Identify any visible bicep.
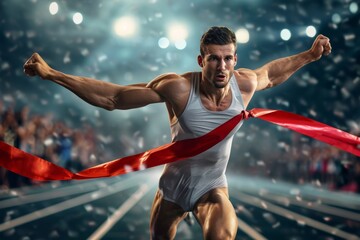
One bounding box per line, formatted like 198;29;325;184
236;68;267;92
111;73;179;110
253;66;272;91
146;73;181;101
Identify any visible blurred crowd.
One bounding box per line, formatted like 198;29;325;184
0;101;100;189
0;101;359;194
239;131;360;193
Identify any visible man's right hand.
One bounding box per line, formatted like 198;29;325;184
23;53;52;80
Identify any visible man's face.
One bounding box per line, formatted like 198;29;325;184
198;43;237;89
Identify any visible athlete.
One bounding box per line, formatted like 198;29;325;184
23;26;331;239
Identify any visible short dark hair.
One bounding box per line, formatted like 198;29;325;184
200;26;237;56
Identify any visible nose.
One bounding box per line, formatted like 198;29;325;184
217;59;226;70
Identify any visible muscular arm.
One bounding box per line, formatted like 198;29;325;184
24;53;164;110
253;34;332;91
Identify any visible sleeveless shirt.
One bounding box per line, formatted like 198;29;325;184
158;72;245;211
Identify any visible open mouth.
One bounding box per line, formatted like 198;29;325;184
216;74;226;80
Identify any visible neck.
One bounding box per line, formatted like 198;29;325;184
200;75;231;106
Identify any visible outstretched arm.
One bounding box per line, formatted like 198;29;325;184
254;34;332;91
23;53;164;110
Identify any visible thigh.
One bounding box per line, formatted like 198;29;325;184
193;188;238;240
150;190;188;240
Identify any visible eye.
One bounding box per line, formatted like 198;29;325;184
208;56;217;61
225;56;233;61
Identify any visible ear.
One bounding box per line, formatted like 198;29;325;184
234;53;238;66
197;55;204;67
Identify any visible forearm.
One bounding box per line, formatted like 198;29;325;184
256;50;314;89
270;50;314;84
24;53;163;110
47;69;163;110
47;69;123;110
256;34;331;91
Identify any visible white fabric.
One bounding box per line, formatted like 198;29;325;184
159;72;245;211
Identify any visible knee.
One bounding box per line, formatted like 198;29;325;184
150;224;177;240
150;231;176;240
204;227;237;240
203;217;238;240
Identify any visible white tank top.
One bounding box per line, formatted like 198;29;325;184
158;72;245;211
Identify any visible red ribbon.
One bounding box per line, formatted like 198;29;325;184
0;108;359;181
251;109;360;156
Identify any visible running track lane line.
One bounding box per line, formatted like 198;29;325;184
89;184;265;240
88;184;153;240
237;217;268;240
232;191;360;240
243;189;360;222
0;177;144;232
0;178;120;209
291;191;360;211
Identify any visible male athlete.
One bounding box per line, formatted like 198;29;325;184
23;26;331;239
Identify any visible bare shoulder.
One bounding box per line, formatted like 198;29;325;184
147;72;193;120
147;72;191;97
234;68;257;93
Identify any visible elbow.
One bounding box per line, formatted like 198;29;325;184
266;74;288;89
104;105;116;111
103;96;134;111
101;97;117;111
97;103;115;111
269;75;291;88
265;81;275;89
259;79;275;90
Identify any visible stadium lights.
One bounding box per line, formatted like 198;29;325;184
174;39;187;50
168;23;188;42
113;16;138;38
167;23;189;50
49;2;59;15
158;37;170;49
73;12;83;25
305;25;317;37
332;13;341;24
235;28;250;44
280;28;291;41
349;2;358;13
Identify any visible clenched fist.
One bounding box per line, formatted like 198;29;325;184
309;34;332;61
23;53;52;80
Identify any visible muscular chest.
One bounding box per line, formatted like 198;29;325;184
199;92;233;111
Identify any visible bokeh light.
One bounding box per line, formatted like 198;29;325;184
305;25;317;37
174;39;187;50
235;28;250;44
280;29;291;41
72;12;83;25
349;2;358;13
158;37;170;49
1;5;360;232
168;23;188;42
49;2;59;15
332;13;342;24
113;16;138;38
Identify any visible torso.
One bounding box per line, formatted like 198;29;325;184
158;72;246;211
156;69;257;125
